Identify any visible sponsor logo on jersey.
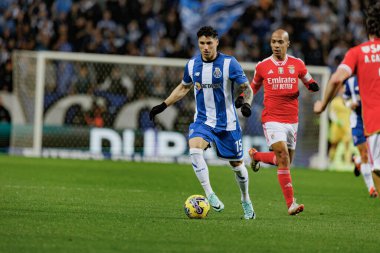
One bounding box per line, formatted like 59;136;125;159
267;77;297;84
288;65;295;74
195;82;222;90
213;67;222;78
268;69;274;74
278;67;284;74
195;72;200;76
267;77;297;90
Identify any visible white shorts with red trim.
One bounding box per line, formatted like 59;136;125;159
262;122;298;150
367;133;380;170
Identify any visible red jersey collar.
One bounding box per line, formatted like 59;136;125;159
270;54;288;66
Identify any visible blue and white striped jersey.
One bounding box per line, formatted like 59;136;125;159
343;76;363;129
181;53;248;131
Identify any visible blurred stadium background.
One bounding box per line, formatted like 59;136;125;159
0;0;370;169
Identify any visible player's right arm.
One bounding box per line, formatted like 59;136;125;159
164;83;192;106
149;83;192;121
150;61;193;121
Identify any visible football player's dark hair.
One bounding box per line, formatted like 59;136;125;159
197;26;218;39
366;2;380;37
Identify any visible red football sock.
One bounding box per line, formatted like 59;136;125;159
254;152;277;165
277;167;294;208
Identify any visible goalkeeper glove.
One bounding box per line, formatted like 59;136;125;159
241;103;252;117
235;96;244;108
149;102;167;121
308;82;319;92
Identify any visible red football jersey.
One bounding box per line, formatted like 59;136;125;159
339;38;380;135
252;55;316;123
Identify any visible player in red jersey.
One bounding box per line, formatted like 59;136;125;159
314;3;380;191
236;29;319;215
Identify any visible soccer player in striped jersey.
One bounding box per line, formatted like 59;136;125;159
343;76;378;198
236;29;320;215
314;3;380;191
149;26;256;219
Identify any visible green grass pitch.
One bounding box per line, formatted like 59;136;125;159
1;155;379;253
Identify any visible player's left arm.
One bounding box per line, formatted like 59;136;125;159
315;48;357;114
236;82;253;117
299;62;319;92
239;81;253;105
229;57;252;117
235;82;254;105
314;67;351;114
235;63;263;109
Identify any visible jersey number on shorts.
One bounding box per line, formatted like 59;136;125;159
235;139;243;153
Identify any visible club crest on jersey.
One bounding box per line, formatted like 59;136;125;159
213;67;222;78
288;65;295;74
278;67;284;74
195;82;202;90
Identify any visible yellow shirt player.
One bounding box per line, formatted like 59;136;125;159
328;89;351;164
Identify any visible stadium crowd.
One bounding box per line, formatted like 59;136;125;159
0;0;372;93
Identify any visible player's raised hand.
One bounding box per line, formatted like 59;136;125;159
241;103;252;117
149;102;167;121
313;100;324;114
235;96;244;108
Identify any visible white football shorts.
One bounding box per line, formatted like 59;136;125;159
367;133;380;170
262;121;298;150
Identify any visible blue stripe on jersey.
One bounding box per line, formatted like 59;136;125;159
182;53;247;130
343;76;362;128
343;76;361;112
212;63;227;128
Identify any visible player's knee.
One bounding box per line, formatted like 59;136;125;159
276;150;290;166
361;153;369;163
190;148;203;155
229;160;243;167
230;162;247;181
276;149;288;158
